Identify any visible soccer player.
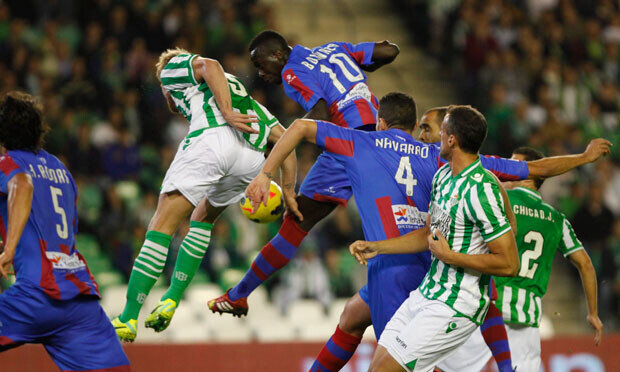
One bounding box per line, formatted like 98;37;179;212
494;146;603;372
0;92;130;371
243;94;611;371
111;48;297;342
208;29;400;314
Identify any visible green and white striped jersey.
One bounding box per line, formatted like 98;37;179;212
419;158;512;325
495;187;584;327
160;53;279;152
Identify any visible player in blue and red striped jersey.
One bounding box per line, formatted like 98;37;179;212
208;30;400;315
244;93;611;372
0;92;130;372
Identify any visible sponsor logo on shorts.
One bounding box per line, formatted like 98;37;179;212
391;204;427;229
445;321;458;334
395;336;407;349
323;186;336;194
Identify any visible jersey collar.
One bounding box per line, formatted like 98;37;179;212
513;186;542;199
455;157;481;178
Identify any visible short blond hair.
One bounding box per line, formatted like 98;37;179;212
155;47;192;81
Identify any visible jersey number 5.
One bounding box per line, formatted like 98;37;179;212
519;231;543;279
50;186;69;239
395;157;417;196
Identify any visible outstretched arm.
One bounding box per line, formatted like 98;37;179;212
568;250;603;346
0;173;34;278
349;226;430;265
192;57;259;134
362;40;400;72
266;124;302;221
527;138;612;178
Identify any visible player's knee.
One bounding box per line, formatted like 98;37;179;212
295;196;337;231
339;297;371;336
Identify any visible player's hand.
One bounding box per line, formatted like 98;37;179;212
0;251;14;279
428;229;452;263
583;138;612;163
246;172;271;214
587;313;603;346
282;188;303;222
349;240;378;265
222;110;260;134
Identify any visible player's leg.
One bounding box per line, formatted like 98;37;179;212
480;302;514;372
310;291;371;372
0;285;38;353
210;153;348;313
435;329;492;372
146;197;226;331
114;191;194;339
504;324;541;372
45;297;130;371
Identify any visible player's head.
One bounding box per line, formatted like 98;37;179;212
155;47;191;83
0;91;48;152
418;106;448;143
249;30;290;84
511;147;545;190
440;105;487;160
377;92;417;132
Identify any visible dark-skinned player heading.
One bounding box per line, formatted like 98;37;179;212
208;30;400;314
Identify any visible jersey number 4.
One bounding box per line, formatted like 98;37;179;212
395;157;417;196
50;186;69;239
319;53;364;94
519;231;543;279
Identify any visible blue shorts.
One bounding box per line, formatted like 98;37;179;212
0;282;130;372
299;152;352;206
363;252;431;339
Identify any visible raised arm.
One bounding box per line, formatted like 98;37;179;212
568;248;603;345
527;138;612;178
192;57;259;134
267;123;302;221
0;173;34;278
362;40;400;72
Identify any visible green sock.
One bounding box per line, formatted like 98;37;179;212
120;230;171;322
163;221;213;303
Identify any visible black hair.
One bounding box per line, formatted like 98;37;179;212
378;92;417;130
445;105;487;154
248;30;289;54
0;91;48;152
512;146;545;189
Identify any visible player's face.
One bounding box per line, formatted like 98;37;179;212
439;115;452;159
418;112;441;144
251;49;283;84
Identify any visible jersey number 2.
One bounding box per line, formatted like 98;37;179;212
50;186;68;239
519;231;543;279
395;157;417;196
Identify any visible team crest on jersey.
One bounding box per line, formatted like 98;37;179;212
285;73;296;84
46;252;86;271
471;173;483;182
391;204;427;229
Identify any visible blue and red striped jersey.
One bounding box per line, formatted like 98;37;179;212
314;121;529;242
282;42;379;128
0;150;99;300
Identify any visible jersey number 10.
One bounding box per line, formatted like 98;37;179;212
319;53;364;94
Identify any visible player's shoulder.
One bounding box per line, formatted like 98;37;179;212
0;151;23;173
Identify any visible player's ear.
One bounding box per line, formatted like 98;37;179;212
377;117;388;131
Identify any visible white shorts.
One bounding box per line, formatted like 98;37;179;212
436;328;492;372
161;126;265;207
378;290;479;372
505;323;541;372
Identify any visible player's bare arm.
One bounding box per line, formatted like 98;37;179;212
568;249;603;346
302;99;331;122
349;226;430;265
192;57;259;134
429;228;519;277
246;119;317;213
0;173;33;278
361;40;400;72
266;124;302;221
527;138;612;178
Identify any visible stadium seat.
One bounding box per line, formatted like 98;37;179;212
186;283;223;306
297;320;338;341
327;298;348;325
252;321;296;342
247;286;269;309
362;324;376;341
286;300;327;325
100;285;128;316
539;314;555;339
208;315;253;342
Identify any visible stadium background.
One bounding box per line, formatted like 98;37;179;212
0;0;619;371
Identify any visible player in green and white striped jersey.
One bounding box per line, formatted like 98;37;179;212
112;48;300;342
351;105;520;372
494;146;603;372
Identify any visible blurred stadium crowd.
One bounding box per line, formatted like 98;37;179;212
0;0;619;328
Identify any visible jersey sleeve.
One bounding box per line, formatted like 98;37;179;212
558;216;585;257
315;120;356;162
479;155;529;181
465;181;512;243
0;154;25;194
282;65;324;112
335;42;375;66
160;53;199;92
